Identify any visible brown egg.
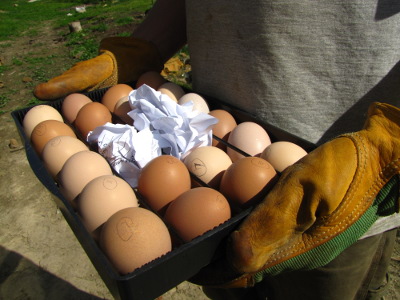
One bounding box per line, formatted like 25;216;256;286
100;207;172;274
77;175;138;236
23;105;64;139
183;146;232;189
137;155;191;215
61;93;92;124
74;102;112;139
261;141;308;173
219;156;277;208
227;122;271;162
157;82;185;102
101;84;133;113
30;120;76;156
42;135;89;179
136;71;167;89
114;96;133;125
164;187;231;242
178;93;209;114
209;109;237;150
58;150;113;207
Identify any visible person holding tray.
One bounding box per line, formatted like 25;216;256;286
34;1;400;299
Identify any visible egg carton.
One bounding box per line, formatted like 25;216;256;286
11;83;315;300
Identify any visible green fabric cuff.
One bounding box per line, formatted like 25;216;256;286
254;175;399;282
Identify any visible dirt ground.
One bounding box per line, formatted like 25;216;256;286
0;11;399;300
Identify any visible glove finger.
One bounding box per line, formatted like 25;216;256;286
33;53;115;100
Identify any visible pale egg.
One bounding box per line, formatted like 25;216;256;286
58;150;113;207
183;146;232;189
23;105;64;139
178;93;209;114
61;93;92;124
260;141;307;172
42;135;89;179
77;175;138;238
157;82;185;102
227;122;271;162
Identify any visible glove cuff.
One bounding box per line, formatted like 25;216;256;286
99;36;164;85
88;50;118;91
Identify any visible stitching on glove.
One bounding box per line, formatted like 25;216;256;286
89;50;118;91
267;133;400;265
267;134;366;262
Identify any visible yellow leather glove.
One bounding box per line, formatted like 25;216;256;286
190;102;400;288
33;37;163;100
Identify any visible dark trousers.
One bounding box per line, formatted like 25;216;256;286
203;228;398;300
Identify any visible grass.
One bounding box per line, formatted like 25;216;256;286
0;0;153;41
0;0;154;113
0;0;189;114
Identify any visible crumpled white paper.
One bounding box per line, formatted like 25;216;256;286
88;84;218;188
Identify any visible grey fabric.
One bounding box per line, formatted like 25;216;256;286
185;0;400;242
186;1;400;145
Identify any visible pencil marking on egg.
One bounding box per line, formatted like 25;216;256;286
34;123;46;136
190;158;207;177
251;157;270;168
49;136;62;146
103;177;118;190
116;217;135;241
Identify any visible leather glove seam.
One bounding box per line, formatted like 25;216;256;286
266;133;400;266
265;134;366;263
89;50;118;91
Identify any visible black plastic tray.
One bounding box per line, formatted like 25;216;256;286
11;84;315;300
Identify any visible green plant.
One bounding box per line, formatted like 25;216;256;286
0;95;10;114
66;31;99;60
26;97;42;106
31;68;49;83
90;23;109;32
12;58;23;66
0;0;153;41
116;16;135;26
117;32;131;37
0;65;10;73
